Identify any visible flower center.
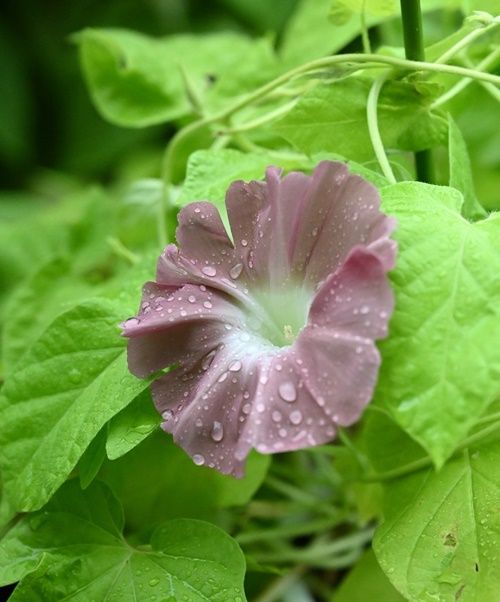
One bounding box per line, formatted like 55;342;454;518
248;286;312;347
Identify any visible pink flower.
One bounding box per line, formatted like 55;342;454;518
123;161;396;476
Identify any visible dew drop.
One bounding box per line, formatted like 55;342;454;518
289;410;303;425
124;317;140;328
203;301;213;309
161;409;174;421
211;421;224;442
241;239;248;247
202;266;217;277
193;454;205;466
278;381;297;402
188;295;196;303
218;372;228;383
360;305;370;315
229;263;243;279
229;360;242;372
69;368;81;384
272;410;282;422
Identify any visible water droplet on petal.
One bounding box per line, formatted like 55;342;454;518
218;372;228;383
272;410;282;422
211;421;224;442
193;454;205;466
203;301;213;309
241;239;248;247
161;409;174;421
202;266;217;277
360;305;370;315
229;360;242;372
229;263;243;279
289;410;303;425
279;381;297;402
124;317;140;328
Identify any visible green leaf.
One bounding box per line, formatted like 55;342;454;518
179;149;311;228
274;79;447;162
377;182;500;466
179;149;278;208
330;0;398;25
280;0;394;65
76;28;278;127
448;115;487;221
106;389;160;460
332;548;406;602
364;412;500;602
78;426;107;489
0;479;247;601
0;298;151;514
2;258;91;375
103;431;270;530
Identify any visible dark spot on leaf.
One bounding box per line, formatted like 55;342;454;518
474;562;479;572
206;74;217;85
455;584;465;600
444;532;457;547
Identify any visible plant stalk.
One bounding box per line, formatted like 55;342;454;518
400;0;433;183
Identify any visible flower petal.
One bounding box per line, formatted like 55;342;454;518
308;246;395;340
225;161;396;288
152;334;264;477
123;281;245;377
156;203;250;300
295;326;381;426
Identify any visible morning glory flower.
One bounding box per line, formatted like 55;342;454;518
123;161;396;476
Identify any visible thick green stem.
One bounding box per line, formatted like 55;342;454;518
400;0;433;183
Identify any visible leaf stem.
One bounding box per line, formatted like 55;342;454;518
431;47;500;108
218;99;298;135
162;53;500;183
366;74;397;183
236;517;341;545
399;0;433;183
434;19;499;64
360;419;500;483
360;1;372;54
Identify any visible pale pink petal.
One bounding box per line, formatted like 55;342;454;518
295;326;381;426
308;246;395;339
123;282;245;377
153;335;263;476
156;203;249;300
225;161;396;288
